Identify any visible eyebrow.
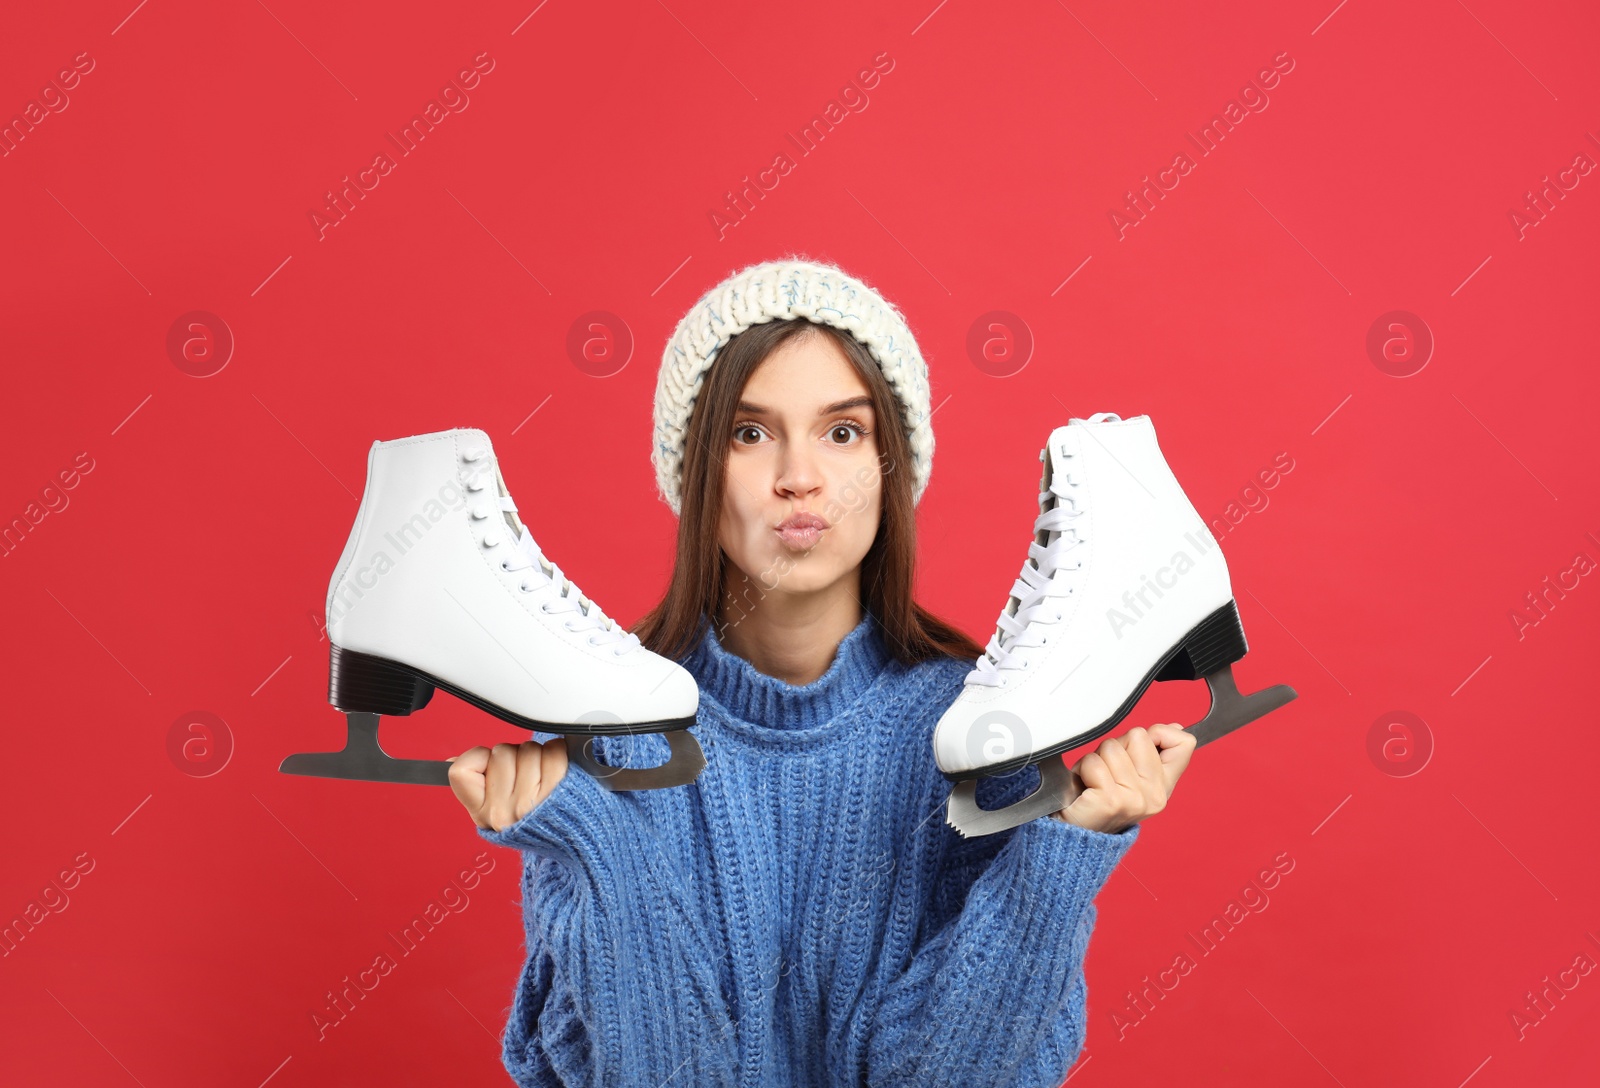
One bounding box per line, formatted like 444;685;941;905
737;396;875;416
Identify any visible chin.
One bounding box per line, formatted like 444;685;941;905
763;558;837;592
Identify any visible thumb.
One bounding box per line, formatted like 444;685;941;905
1149;723;1193;757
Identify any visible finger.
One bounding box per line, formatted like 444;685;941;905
1149;722;1197;761
536;737;570;806
447;746;490;819
1073;749;1113;792
1122;726;1163;782
485;743;521;831
1096;732;1140;792
1147;722;1197;788
511;742;544;823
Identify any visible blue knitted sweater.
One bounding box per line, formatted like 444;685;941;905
477;611;1140;1087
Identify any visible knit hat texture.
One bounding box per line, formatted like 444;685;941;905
651;257;933;517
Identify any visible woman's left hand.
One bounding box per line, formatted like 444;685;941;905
1052;724;1197;834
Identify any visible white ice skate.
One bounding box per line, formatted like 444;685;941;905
935;413;1296;837
280;426;705;791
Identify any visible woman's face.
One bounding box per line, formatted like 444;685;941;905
718;331;885;603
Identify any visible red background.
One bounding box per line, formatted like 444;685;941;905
3;0;1598;1084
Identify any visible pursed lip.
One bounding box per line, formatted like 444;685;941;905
775;512;830;531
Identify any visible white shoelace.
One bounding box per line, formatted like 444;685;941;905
966;448;1092;689
464;444;642;657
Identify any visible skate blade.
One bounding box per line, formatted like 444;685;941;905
1187;665;1298;749
566;729;707;792
279;712;453;786
945;756;1082;839
944;666;1298;837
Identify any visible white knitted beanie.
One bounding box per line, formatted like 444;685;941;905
651;256;934;517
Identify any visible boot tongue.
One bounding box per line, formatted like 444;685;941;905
506;518;535;560
486;457;607;627
493;490;572;607
503;506;528;548
513;522;603;623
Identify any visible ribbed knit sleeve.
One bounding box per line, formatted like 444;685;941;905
476;736;741;1088
860;769;1140;1088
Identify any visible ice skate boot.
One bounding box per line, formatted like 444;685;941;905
280;427;705;791
935;413;1296;837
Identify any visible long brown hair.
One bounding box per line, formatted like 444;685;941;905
631;317;987;669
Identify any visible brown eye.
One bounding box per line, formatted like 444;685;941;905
831;422;867;445
734;425;763;445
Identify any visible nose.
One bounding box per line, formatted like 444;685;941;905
775;440;824;501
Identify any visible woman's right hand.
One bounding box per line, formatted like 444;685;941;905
448;738;569;831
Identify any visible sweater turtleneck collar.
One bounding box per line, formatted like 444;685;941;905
683;610;894;735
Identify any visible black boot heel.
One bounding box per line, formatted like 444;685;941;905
285;648;449;786
1159;600;1296;749
1156;600;1249;682
328;645;435;715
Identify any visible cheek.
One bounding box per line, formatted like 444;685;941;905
832;484;882;552
718;474;764;553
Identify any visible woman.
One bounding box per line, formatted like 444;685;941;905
448;257;1195;1087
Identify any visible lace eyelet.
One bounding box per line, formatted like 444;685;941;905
540;602;552;613
500;560;510;571
519;582;532;593
564;620;576;630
